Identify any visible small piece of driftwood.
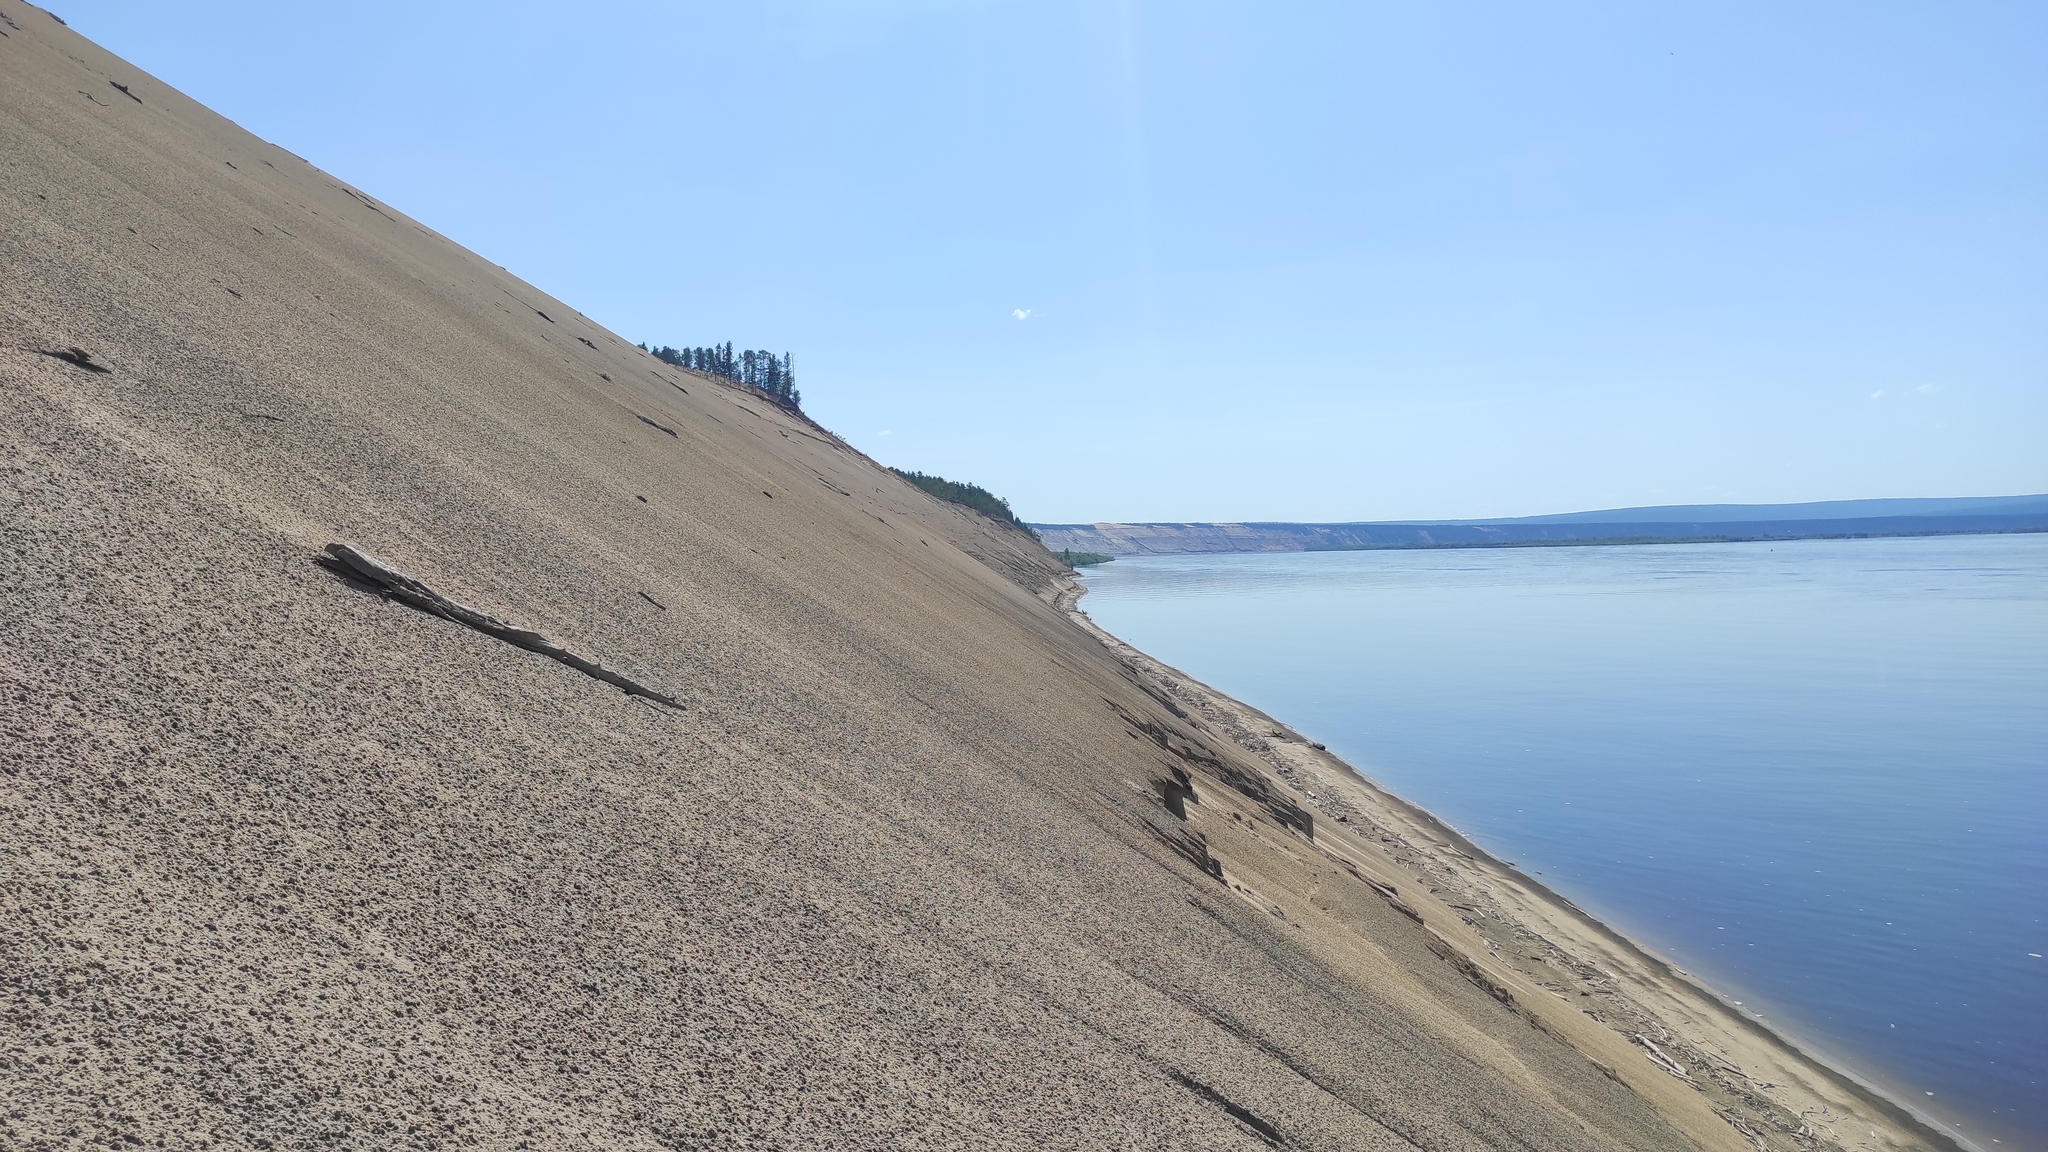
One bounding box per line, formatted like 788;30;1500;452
319;543;683;710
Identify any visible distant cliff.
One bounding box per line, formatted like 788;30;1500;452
1033;500;2048;556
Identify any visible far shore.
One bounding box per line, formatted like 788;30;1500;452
1286;525;2048;552
1033;514;2048;560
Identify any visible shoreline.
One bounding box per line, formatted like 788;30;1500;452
1053;575;1979;1152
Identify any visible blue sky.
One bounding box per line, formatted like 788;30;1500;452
72;1;2047;522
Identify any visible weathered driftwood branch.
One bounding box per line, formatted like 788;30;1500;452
320;543;684;711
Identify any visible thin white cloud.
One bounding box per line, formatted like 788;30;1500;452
1012;308;1032;320
879;430;893;436
1870;389;1886;399
1916;383;1937;393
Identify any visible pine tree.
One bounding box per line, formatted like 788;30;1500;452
644;339;800;410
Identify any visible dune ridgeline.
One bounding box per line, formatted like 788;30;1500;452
2;11;1955;1152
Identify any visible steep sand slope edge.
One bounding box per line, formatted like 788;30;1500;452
0;9;1937;1151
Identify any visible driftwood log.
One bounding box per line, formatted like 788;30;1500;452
320;543;684;710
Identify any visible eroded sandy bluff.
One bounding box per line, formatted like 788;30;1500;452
2;8;1959;1151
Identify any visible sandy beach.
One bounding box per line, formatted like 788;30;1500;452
0;8;1972;1149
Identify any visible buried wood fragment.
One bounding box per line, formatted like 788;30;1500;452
38;346;110;373
317;543;684;710
1167;1072;1287;1147
633;413;678;438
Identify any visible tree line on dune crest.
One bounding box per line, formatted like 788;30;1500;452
626;342;1055;555
889;468;1039;539
642;341;799;409
632;341;1059;557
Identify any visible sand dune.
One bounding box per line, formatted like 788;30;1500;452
0;9;1958;1151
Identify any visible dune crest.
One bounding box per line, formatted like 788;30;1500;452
1;10;1955;1151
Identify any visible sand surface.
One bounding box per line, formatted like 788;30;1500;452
0;9;1962;1151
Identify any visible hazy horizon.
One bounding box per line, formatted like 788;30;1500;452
72;0;2048;523
1029;492;2048;527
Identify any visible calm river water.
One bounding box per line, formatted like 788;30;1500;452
1078;534;2046;1149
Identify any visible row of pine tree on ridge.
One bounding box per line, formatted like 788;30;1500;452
641;339;1087;557
642;341;799;409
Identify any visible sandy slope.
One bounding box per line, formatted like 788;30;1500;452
0;9;1956;1151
